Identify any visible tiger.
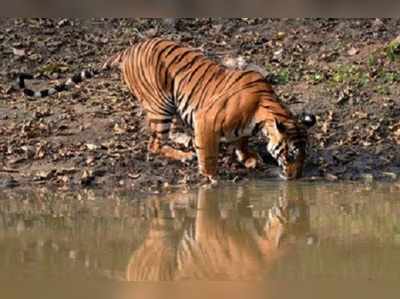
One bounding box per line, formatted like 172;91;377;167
16;38;316;181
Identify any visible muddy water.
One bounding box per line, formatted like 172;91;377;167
1;182;400;299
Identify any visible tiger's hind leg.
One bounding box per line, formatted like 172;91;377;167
234;137;261;169
147;117;195;162
169;116;192;148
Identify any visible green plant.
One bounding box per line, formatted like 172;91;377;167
331;64;369;87
367;54;377;67
385;37;400;61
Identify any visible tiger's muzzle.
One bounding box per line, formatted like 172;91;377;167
279;163;303;180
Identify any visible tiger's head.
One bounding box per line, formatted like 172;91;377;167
266;113;316;180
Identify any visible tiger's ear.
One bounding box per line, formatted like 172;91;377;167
298;113;316;128
274;119;287;134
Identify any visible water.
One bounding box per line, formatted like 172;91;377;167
1;181;400;298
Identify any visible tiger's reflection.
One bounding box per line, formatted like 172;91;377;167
126;184;311;281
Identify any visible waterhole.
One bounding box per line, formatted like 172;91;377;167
1;181;399;298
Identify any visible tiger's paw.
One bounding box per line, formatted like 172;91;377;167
235;150;260;169
208;175;218;185
180;151;196;163
199;168;218;185
200;175;218;186
243;156;258;169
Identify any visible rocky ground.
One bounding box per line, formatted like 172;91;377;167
0;18;399;193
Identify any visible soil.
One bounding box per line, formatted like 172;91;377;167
1;18;399;193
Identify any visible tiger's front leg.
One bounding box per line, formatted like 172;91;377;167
194;112;220;182
147;118;195;162
234;137;261;169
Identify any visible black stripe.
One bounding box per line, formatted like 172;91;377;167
153;54;173;102
165;49;193;72
211;94;231;129
18;73;34;80
151;38;169;50
153;43;177;66
257;91;275;97
16;73;34;88
226;71;253;90
163;49;196;98
187;111;194;129
275;147;285;159
273;112;290;119
164;45;181;59
272;140;283;153
23;89;35;96
55;84;66;92
173;54;202;78
172;50;196;66
213;70;234;94
18;79;25;88
174;57;205;96
175;60;209;109
234;127;240;137
245;78;267;87
194;65;220;108
196;67;226;108
183;112;191;125
135;44;173;116
252;122;263;135
261;104;273;109
183;60;209;86
207;81;254;117
41;90;49;97
181;63;214;112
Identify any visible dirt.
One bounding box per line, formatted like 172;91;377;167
0;18;399;193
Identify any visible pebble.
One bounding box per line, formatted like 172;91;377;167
382;172;397;180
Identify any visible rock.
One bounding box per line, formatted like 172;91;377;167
371;18;385;29
276;31;286;40
272;49;283;62
57;19;70;27
12;47;26;56
86;143;100;150
382;172;397;180
347;47;359;56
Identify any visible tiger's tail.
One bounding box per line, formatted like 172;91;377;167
15;48;130;98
